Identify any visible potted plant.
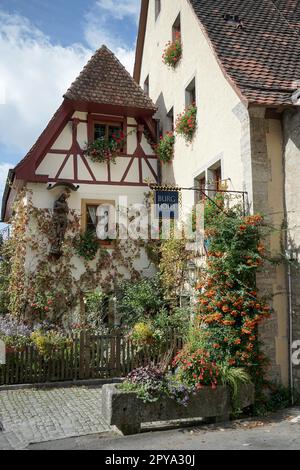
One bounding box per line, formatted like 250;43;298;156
175;104;197;142
157;131;175;163
162;32;182;68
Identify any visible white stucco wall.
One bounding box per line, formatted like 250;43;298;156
140;0;247;212
26;182;156;280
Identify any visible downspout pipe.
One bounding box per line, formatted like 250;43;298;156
156;119;162;185
286;254;295;405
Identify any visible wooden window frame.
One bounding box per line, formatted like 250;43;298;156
87;114;127;154
81;198;116;247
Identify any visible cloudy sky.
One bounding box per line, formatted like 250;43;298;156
0;0;140;199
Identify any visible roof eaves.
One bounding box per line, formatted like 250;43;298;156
134;0;149;83
1;169;15;223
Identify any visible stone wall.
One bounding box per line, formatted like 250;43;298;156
248;108;289;387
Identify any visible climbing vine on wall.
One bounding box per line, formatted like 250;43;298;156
6;188;153;327
194;196;276;391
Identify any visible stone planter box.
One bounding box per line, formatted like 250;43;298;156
102;383;255;435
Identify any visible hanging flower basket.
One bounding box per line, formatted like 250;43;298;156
175;104;197;143
162;32;182;68
84;132;126;164
157;131;175;163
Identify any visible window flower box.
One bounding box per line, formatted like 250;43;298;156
175;104;197;143
157;131;175;163
84;132;126;164
162;32;182;68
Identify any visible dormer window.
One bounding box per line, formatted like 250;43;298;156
223;14;244;29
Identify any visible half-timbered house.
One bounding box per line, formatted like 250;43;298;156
1;45;159;325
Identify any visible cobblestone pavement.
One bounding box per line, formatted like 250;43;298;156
0;386;114;450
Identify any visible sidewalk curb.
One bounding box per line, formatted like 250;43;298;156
0;378;123;391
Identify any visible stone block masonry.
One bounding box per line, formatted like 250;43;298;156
102;383;255;435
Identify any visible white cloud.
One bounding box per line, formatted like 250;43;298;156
84;23;136;73
84;0;138;73
0;11;92;157
0;3;139;165
94;0;140;22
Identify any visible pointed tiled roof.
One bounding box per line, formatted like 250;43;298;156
64;45;156;111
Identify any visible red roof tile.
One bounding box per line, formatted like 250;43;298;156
189;0;300;105
64;45;156;111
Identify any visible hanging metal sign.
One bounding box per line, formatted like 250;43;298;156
155;190;179;219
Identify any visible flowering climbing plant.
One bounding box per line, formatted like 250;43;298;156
175;104;197;142
162;32;182;67
193;196;272;390
5;189;152;327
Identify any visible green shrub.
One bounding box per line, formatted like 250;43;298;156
117;275;166;326
153;307;191;338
